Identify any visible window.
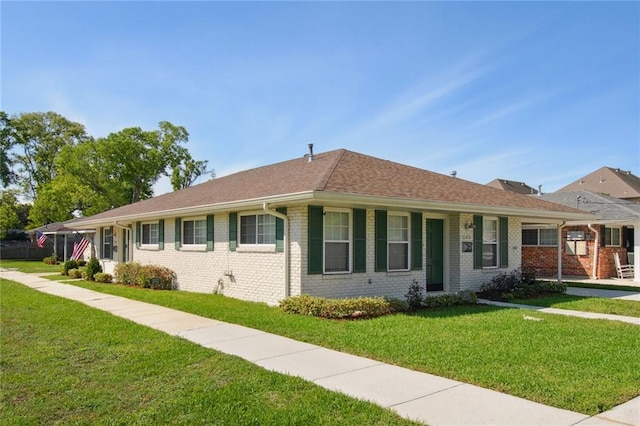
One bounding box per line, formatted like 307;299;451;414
482;217;498;268
324;210;350;273
605;227;621;246
142;222;159;245
240;214;275;245
102;227;113;259
183;218;207;245
388;214;409;271
522;228;557;246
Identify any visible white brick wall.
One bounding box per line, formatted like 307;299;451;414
92;206;524;305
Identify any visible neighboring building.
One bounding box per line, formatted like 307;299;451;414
557;166;640;203
30;218;95;261
69;148;592;305
522;190;639;280
486;179;538;195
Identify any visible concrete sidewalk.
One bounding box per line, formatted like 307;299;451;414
1;269;638;426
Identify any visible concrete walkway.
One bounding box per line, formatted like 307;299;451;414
1;269;638;426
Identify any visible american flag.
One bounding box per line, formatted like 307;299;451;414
36;231;48;248
71;234;90;260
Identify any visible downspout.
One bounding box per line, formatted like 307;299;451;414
587;224;599;279
263;203;290;299
557;222;565;283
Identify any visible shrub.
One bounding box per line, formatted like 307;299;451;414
405;281;424;310
85;257;102;281
478;267;565;301
423;292;477;308
137;265;176;290
61;260;79;276
43;255;57;265
77;259;87;267
94;272;113;283
279;295;406;319
114;262;142;285
68;268;83;279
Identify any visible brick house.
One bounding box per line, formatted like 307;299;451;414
69;148;592;305
522;190;639;280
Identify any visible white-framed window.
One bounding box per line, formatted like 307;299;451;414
522;227;558;246
605;227;621;246
324;209;351;273
483;217;498;268
183;217;207;246
102;227;113;259
240;213;275;245
142;222;159;245
388;213;409;271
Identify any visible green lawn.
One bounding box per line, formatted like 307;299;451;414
0;259;62;274
564;281;640;293
1;279;417;425
513;294;640;318
16;277;639;415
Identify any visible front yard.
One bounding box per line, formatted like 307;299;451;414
2;260;639;416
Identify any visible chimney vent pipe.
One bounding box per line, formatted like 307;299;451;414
308;143;314;162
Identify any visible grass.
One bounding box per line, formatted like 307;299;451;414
1;279;417;425
512;294;640;318
26;278;640;415
3;261;639;414
0;259;62;274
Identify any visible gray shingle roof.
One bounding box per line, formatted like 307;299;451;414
71;149;592;225
536;190;640;222
557;166;640;200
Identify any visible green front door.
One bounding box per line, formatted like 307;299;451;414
426;219;444;292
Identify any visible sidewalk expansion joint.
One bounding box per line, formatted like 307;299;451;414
387;382;465;408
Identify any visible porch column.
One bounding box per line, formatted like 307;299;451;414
557;223;563;282
63;234;68;261
634;223;639;283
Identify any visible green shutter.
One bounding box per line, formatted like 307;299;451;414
206;214;214;251
622;226;628;248
135;222;141;248
499;217;508;268
375;210;387;272
600;225;606;247
229;213;237;252
308;205;324;275
275;207;287;253
99;227;104;258
174;218;181;250
353;208;366;273
158;220;165;250
473;215;483;269
411;212;422;270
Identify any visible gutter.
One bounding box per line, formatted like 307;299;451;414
263;203;290;299
587;224;599;279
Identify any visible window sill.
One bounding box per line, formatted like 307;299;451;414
180;245;207;252
138;245;159;251
236;245;276;253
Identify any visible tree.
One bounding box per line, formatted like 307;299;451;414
0;112;16;187
170;156;212;190
0;190;29;238
5;111;89;200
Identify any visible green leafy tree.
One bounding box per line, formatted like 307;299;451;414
5;111;89;200
0;190;22;238
171;155;212;190
0;112;16;187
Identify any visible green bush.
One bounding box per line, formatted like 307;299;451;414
77;259;87;267
61;260;79;276
68;268;83;279
405;281;424;310
85;257;102;281
423;292;477;308
114;262;142;285
279;294;406;319
139;265;176;290
93;272;113;283
478;267;565;301
42;255;57;265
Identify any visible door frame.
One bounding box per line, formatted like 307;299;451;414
425;215;448;292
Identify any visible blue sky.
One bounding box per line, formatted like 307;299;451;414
2;1;639;196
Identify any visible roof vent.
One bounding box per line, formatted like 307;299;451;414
450;171;457;178
308;143;314;162
538;185;543;196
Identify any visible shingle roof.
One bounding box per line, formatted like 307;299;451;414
557;166;640;200
536;190;640;222
486;179;538;195
72;149;590;225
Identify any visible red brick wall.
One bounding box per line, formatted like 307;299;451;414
521;225;628;279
